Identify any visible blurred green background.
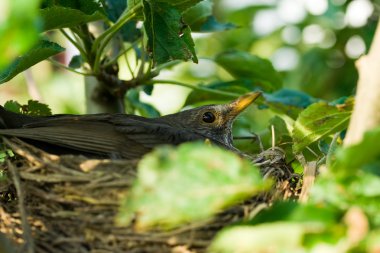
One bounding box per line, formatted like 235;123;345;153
0;0;377;151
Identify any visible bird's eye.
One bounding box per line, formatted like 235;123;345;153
202;111;216;123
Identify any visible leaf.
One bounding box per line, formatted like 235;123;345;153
126;89;160;117
104;0;141;42
0;40;65;84
3;100;22;113
209;222;320;253
143;1;198;66
334;127;380;172
183;1;236;32
0;0;40;69
40;4;106;31
185;79;257;106
292;99;353;153
24;100;52;116
261;89;319;119
245;202;340;226
215;50;282;92
116;142;269;230
68;55;83;69
4;100;51;116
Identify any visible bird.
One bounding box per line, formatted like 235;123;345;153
0;92;261;159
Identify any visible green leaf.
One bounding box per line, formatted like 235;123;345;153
4;100;51;116
24;100;52;116
183;0;236;32
143;1;198;65
209;222;320;253
185;79;257;106
334;127;380;172
116;142;269;230
245;202;340;226
0;40;65;84
261;89;319;119
126;89;160;117
68;55;83;69
104;0;141;42
0;0;40;69
292;99;353;153
3;100;22;113
40;4;106;31
215;50;282;92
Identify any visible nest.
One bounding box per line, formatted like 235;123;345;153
0;137;300;253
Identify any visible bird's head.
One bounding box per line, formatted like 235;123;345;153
164;92;262;147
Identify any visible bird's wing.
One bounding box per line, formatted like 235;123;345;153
0;114;205;159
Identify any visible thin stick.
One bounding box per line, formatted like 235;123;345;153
271;124;275;150
7;161;35;253
24;70;42;101
299;161;317;203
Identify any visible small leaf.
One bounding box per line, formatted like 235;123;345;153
215;50;282;92
104;0;141;42
0;40;65;84
25;100;52;116
126;89;160;117
261;89;319;119
292;99;353;153
3;100;22;113
116;143;269;230
185;79;257;106
68;55;83;69
143;1;198;65
183;1;236;32
40;0;106;30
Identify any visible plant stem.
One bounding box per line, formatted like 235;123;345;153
103;41;138;68
147;80;240;97
48;59;94;76
92;3;142;73
60;29;87;58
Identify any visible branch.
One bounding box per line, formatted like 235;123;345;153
344;19;380;146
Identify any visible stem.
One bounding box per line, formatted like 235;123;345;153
147;80;240;97
48;59;94;76
103;41;138;68
92;3;142;73
60;29;87;58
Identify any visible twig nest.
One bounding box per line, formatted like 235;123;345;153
0;138;299;253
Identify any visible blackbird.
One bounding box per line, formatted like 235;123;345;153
0;92;261;159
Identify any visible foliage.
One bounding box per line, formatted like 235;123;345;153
117;142;269;230
4;100;52;116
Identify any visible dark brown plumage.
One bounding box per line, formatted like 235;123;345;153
0;92;261;159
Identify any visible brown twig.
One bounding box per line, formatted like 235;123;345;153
7;160;34;253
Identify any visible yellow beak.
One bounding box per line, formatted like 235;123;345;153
228;91;262;117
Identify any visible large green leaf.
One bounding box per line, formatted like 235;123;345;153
116;142;269;230
0;0;40;69
0;40;65;84
334;127;380;172
292;99;353;153
209;222;322;253
143;1;198;65
40;0;106;30
215;50;282;92
183;0;236;32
